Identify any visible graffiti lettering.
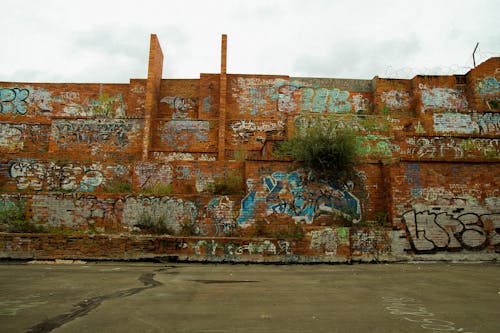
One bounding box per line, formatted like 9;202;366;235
159;120;210;150
237;169;362;226
229;119;286;144
7;160;126;192
401;207;500;253
53;119;138;148
433;112;500;134
160;96;198;119
421;87;468;112
380;90;410;110
0;88;29;114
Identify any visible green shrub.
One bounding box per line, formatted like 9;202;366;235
275;119;357;181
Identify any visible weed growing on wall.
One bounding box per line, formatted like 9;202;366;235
0;198;45;233
275;119;357;182
102;180;133;193
233;149;248;162
140;183;173;195
179;221;198;236
206;172;244;195
135;213;173;235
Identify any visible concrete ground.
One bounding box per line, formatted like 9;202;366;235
0;262;498;333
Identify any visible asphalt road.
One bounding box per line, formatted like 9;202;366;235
0;261;498;333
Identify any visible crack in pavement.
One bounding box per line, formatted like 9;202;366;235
26;269;165;333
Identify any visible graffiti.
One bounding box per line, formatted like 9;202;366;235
121;195;198;234
401;206;500;253
382;297;475;333
52;119;139;148
232;78;368;115
433;112;500;134
202;96;213;112
294;115;391;134
232;77;283;116
159;120;210;150
276;83;302;113
355;135;400;157
421;87;468;112
0;125;22;149
309;227;348;254
404;163;422;196
191;239;292;256
134;162;173;189
351;94;370;113
160;96;197;119
299;87;351;113
380;90;410;110
7;160;126;192
29;87;53;112
0;87;29;114
237;169;361;225
405;137;499;159
0;123;50;151
476;75;500;97
350;229;391;255
206;196;236;234
151;152;216;162
31;193;112;228
229;120;286;144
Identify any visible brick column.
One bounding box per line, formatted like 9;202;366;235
218;34;227;160
142;34;164;161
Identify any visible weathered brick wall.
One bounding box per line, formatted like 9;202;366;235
0;35;498;262
389;162;499;254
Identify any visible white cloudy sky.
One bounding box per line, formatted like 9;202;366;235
1;0;498;83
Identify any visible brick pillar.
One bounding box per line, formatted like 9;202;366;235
142;34;164;161
218;34;227;160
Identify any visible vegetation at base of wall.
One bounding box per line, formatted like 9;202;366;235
0;198;46;233
274;120;357;182
179;221;198;236
102;180;133;193
206;172;244;195
135;213;174;235
140;183;173;195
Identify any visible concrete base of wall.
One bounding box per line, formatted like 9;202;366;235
1;233;498;263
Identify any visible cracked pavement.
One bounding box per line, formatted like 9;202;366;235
0;262;499;332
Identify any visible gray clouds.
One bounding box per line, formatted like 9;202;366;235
0;0;498;83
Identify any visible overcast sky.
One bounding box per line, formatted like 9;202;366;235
1;0;499;83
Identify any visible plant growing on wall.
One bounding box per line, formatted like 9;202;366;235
0;198;45;233
206;172;244;195
275;118;357;182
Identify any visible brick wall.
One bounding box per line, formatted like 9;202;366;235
0;35;498;262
